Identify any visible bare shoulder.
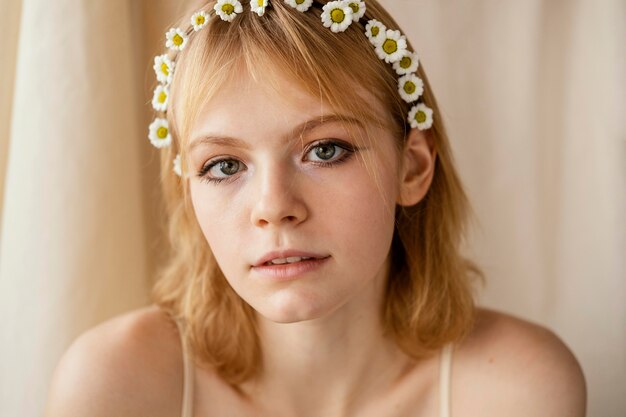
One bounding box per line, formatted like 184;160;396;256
452;307;587;417
44;305;183;417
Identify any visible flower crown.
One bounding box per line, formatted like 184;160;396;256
148;0;434;177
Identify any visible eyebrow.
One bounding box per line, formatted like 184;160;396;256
188;114;363;153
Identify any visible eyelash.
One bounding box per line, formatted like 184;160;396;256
197;139;358;185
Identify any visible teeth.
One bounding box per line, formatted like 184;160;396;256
266;256;312;265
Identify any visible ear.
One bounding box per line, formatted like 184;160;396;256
396;128;437;207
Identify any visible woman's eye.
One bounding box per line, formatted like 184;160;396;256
305;140;357;166
198;159;244;184
197;140;356;185
307;142;342;162
212;160;241;177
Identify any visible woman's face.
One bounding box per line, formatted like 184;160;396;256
186;71;402;323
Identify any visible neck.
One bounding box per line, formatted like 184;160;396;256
239;263;416;417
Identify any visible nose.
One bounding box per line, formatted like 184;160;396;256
249;162;308;228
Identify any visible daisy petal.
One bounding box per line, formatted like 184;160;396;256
283;0;314;12
250;0;269;16
365;19;386;46
191;11;210;31
408;103;434;130
321;1;354;33
214;0;243;22
398;74;424;103
148;118;173;148
173;153;182;177
152;84;170;112
165;28;188;51
375;29;408;63
347;1;366;22
153;54;175;85
393;51;419;75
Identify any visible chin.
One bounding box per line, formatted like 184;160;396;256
255;293;336;324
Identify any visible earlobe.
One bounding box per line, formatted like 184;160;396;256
396;128;437;207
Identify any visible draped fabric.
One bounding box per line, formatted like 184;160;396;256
0;1;623;416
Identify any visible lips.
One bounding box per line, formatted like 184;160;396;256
253;250;329;268
251;256;331;281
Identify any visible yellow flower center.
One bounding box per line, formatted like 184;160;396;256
222;3;235;14
161;63;169;76
371;26;380;37
196;15;205;25
296;0;304;4
400;56;412;69
258;0;264;6
173;34;184;46
415;110;426;124
404;81;416;95
158;91;167;103
157;127;169;139
331;8;345;23
382;39;398;54
349;2;359;13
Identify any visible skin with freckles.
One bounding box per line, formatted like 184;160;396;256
185;70;437;416
188;76;400;324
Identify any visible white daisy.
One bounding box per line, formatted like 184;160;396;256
153;54;175;85
284;0;313;12
214;0;243;22
165;28;188;51
321;1;354;33
398;74;424;103
347;1;366;22
251;0;269;16
375;29;407;63
408;103;434;130
191;11;210;31
393;51;419;75
365;19;386;46
152;84;170;112
148;118;172;148
173;153;182;177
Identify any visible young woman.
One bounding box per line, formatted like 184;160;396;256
45;1;586;416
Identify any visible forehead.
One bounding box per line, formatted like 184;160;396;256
186;67;391;150
191;71;321;129
188;77;363;153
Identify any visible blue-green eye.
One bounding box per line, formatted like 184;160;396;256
308;142;342;162
197;139;358;185
211;160;241;177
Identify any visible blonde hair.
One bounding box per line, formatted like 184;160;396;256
152;0;483;386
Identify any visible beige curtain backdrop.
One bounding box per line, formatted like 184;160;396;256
0;0;623;416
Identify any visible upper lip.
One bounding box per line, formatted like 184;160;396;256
253;250;329;267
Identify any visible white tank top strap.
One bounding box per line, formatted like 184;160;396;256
439;342;454;417
174;318;194;417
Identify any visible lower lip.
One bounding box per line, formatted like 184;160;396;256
252;257;330;281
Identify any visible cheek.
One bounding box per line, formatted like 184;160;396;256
351;162;399;265
326;168;398;268
190;184;213;234
189;184;239;263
